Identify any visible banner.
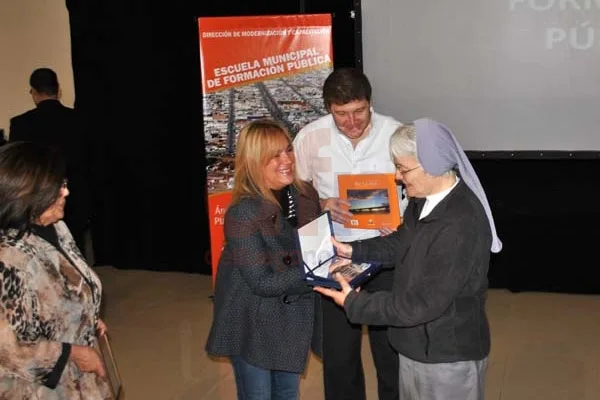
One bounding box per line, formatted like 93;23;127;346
198;14;333;285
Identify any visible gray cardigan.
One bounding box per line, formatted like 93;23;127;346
345;180;492;363
205;184;321;373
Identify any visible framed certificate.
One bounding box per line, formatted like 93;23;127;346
95;334;123;400
296;211;382;289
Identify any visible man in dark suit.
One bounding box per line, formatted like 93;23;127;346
9;67;91;252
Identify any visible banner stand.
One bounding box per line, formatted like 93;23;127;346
198;14;333;286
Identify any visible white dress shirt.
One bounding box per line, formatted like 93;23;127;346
293;110;402;242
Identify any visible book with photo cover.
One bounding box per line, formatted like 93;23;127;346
95;334;123;400
338;173;402;230
296;211;382;289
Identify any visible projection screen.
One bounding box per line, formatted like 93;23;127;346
362;0;600;151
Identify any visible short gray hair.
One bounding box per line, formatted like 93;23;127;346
389;124;417;160
389;123;456;178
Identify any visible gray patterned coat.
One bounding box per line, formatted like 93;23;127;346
205;184;321;373
0;221;110;399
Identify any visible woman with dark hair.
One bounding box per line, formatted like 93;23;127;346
0;141;110;399
205;119;321;400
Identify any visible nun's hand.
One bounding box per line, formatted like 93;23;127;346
379;227;395;237
313;270;356;307
331;237;353;259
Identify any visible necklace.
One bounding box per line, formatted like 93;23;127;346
284;186;298;227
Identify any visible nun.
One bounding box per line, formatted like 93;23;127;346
315;118;502;400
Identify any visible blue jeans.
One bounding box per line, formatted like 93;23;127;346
230;356;300;400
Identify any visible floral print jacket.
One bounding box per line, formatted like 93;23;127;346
0;221;110;399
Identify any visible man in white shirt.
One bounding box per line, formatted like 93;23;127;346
294;68;402;400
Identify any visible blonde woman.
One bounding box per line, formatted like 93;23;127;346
206;119;321;400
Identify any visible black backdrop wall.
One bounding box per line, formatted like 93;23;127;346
471;154;600;294
65;0;600;294
65;0;359;274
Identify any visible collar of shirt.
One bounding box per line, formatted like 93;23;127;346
419;177;461;220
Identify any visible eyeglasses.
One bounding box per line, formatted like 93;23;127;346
395;165;421;175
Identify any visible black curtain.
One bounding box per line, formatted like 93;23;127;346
66;0;359;273
472;157;600;294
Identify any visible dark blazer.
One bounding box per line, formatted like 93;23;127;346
346;180;492;363
9;100;91;246
205;183;321;373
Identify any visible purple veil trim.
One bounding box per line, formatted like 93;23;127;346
415;118;502;253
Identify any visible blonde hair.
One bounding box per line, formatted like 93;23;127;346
231;119;307;206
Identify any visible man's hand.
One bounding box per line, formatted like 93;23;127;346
313;271;356;307
70;345;106;377
320;197;353;224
